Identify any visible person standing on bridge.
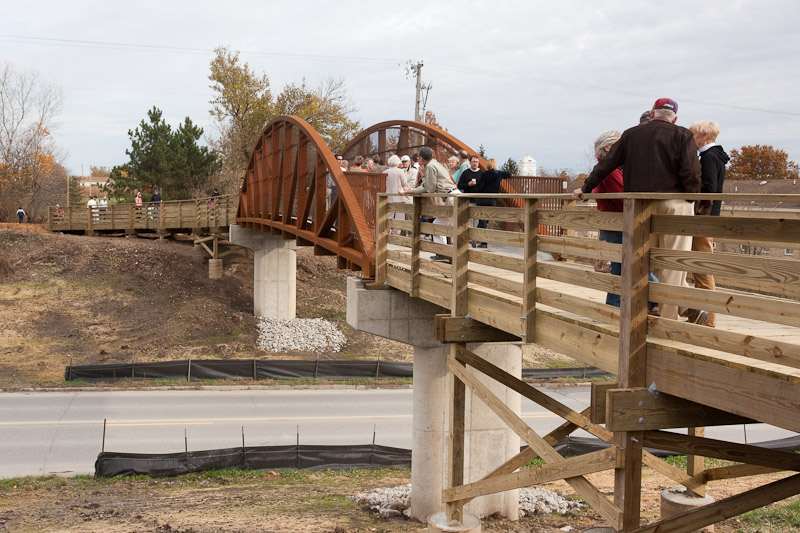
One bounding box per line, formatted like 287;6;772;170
410;146;458;261
575;98;701;320
452;150;470;185
16;206;26;223
385;155;411;233
680;120;729;328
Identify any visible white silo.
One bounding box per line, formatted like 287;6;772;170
518;155;538;176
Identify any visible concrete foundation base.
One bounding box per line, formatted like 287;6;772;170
230;224;296;319
208;258;223;279
347;277;521;523
428;512;481;532
661;487;715;532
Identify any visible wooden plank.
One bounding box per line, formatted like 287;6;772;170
447;349;467;522
647;343;800;433
651;247;800;295
648;282;800;327
631;473;800;533
522;198;538;342
374;196;389;285
615;198;654;531
537;261;621;294
652;213;800;243
420;240;453;257
420;221;453;237
451;197;470;316
642;431;800;472
539;235;622;262
410;197;422;298
387;202;413;215
419;202;451;218
468;249;524;273
443;448;616;503
434;316;519;343
467;269;522;297
605;388;753;431
447;352;622;528
648;314;800;370
590;382;617;424
700;463;781;483
535;309;620;374
469;205;523;223
468;226;524;247
538;209;623;232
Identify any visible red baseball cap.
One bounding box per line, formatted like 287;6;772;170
653;98;678;113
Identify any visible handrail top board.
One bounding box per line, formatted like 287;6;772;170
378;192;800;202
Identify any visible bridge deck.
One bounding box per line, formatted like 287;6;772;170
376;192;800;530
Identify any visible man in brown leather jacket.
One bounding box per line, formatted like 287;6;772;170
576;98;701;320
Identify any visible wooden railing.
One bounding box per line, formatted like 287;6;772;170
47;195;237;233
374;191;800;532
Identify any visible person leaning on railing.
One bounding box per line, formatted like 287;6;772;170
575;97;701;321
409;146;458;262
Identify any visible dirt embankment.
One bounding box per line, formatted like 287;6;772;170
0;228;410;388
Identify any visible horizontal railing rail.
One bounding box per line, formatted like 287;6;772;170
47;195;237;233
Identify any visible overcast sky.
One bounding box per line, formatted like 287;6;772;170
2;0;799;175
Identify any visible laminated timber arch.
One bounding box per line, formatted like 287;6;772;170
342;119;484;165
237;115;375;276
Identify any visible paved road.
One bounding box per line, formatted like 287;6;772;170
0;386;794;478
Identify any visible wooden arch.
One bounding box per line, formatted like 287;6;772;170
236;115;375;276
342;120;483;164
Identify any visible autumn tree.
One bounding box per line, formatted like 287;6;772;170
727;145;799;181
0;63;62;220
208;47;359;192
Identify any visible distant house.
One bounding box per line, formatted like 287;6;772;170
75;175;109;200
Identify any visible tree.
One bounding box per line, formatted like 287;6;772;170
477;144;487;158
208;47;360;192
108;107;219;199
727;145;799;181
90;165;110;178
501;157;519;176
171;117;220;195
0;63;62;220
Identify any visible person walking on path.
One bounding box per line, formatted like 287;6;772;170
410;146;458;260
682;120;729;327
576;98;701;320
16;207;26;223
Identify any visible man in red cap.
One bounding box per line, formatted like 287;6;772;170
575;98;701;320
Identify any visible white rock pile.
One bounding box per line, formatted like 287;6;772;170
352;484;582;520
256;318;347;353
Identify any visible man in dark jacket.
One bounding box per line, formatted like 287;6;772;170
682;120;730;327
574;98;701;320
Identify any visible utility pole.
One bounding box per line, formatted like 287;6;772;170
405;60;432;122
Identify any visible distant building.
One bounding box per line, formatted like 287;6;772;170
74;175;109;199
518;155;537;176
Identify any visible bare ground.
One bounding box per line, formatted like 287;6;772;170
0;226;410;389
0;466;795;532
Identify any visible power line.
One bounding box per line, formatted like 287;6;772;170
0;34;402;65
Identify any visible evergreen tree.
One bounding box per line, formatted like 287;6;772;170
171;117;220;196
501;157;519;176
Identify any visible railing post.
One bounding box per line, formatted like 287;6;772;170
128;204;134;234
522;198;539;342
614;198;654;531
86;206;94;235
410;196;422;298
451;196;470;315
178;201;184;228
374;195;389;285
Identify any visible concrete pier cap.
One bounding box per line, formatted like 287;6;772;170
230;224;296;319
347;277;522;523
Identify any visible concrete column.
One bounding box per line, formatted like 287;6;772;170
347;277;521;523
230;224;296;319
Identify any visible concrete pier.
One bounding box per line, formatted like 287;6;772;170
347;277;521;523
230;224;296;319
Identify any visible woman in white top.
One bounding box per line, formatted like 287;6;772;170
385;154;411;204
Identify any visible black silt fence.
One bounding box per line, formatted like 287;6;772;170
65;359;609;382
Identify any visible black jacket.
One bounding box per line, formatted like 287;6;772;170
582;120;701;194
699;145;730;216
457;168;483;193
475;170;508;206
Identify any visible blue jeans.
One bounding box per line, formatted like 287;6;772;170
599;230;658;308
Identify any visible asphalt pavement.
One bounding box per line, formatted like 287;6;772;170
0;386;794;478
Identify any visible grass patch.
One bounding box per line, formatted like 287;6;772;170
739;497;800;530
663;455;735;470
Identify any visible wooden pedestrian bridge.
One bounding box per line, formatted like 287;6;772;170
47;115;800;532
